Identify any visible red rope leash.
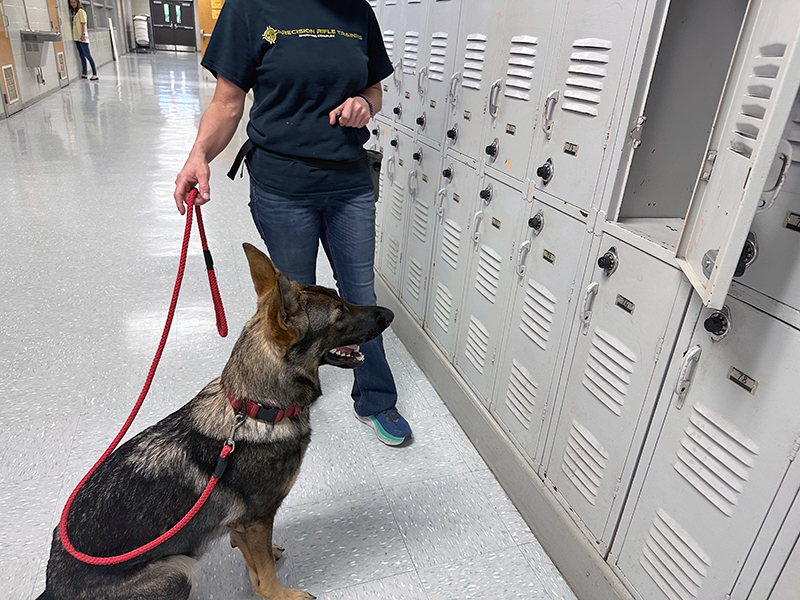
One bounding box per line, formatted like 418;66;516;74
59;189;230;565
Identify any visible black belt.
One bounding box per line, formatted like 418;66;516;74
227;139;368;181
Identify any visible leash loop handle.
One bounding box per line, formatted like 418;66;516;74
59;189;229;566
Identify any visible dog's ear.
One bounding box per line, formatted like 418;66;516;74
243;243;300;348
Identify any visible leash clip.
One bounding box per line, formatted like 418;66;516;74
226;411;248;453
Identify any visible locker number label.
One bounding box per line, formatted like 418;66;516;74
463;110;472;121
452;193;460;203
506;124;517;136
564;142;579;156
491;217;502;230
422;174;429;183
784;211;800;232
728;367;758;395
430;99;436;108
542;249;556;264
615;294;635;315
405;91;411;99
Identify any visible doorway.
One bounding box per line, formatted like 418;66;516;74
150;0;196;52
0;0;22;117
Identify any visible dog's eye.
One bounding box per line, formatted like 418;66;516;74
334;307;348;322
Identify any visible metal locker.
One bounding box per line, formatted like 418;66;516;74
413;0;463;147
393;0;430;133
529;0;645;212
400;138;443;323
612;297;800;600
443;0;508;162
454;175;528;404
490;200;592;467
373;117;394;271
424;157;481;360
481;0;558;184
730;89;800;312
378;0;404;120
543;234;691;553
379;129;414;294
675;0;800;309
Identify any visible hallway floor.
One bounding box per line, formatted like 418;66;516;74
1;53;577;600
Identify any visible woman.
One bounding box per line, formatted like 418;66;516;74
69;0;98;80
174;0;412;446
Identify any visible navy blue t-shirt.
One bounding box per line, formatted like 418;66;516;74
202;0;393;197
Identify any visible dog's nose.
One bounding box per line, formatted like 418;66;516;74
378;306;394;327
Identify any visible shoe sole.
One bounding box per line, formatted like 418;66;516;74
353;408;409;446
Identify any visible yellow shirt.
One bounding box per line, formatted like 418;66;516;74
72;9;87;42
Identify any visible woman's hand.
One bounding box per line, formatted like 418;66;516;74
329;96;371;128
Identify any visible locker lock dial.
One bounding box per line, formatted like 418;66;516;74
537;158;554;185
416;113;426;128
372;128;379;137
597;247;619;276
733;231;758;278
413;148;423;163
446;124;459;142
528;210;544;235
485;138;499;163
479;183;493;203
393;105;402;117
703;305;732;341
442;165;454;182
390;137;399;148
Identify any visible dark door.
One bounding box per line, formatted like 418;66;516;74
150;0;196;51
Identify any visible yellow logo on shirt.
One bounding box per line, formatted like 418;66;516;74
262;26;278;44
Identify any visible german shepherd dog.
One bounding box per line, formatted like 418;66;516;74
37;243;394;600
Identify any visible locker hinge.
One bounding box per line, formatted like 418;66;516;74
567;281;575;304
629;115;646;149
612;477;622;500
491;348;497;365
700;150;717;181
789;437;800;461
654;337;664;364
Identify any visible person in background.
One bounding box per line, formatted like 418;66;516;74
173;0;412;446
69;0;98;81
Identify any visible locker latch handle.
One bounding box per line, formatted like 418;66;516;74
393;60;403;87
417;66;428;96
448;72;461;106
674;345;702;410
386;156;396;181
758;139;792;213
472;211;484;243
436;188;447;217
543;90;559;140
581;281;600;333
408;170;418;198
488;79;503;119
517;240;531;278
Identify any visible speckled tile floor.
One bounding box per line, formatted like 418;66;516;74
1;53;577;600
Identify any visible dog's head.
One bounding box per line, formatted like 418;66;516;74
242;243;394;369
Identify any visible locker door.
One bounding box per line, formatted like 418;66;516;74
378;0;404;120
0;0;22;117
414;0;462;147
373;117;394;269
401;139;442;323
482;0;558;183
379;129;414;294
614;298;800;600
544;235;690;552
454;175;527;404
46;0;69;87
394;0;429;132
491;201;591;466
444;0;507;161
424;158;480;359
675;1;800;309
529;0;643;212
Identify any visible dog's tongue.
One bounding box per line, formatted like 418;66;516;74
335;345;359;354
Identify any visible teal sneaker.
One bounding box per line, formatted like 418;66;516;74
354;407;412;446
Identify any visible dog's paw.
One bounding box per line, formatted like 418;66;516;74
272;543;285;560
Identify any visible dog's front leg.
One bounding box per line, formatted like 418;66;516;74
229;521;314;600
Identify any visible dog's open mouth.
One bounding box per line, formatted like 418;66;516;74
323;345;364;369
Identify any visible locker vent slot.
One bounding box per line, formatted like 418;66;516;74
383;30;395;60
729;44;786;160
520;280;556;351
475;245;502;303
428;33;448;82
464;316;489;374
562;38;612;117
412;199;430;243
2;65;19;104
561;420;608;505
505;360;537;429
403;31;420;75
462;33;488;90
581;329;636;416
441;219;461;269
504;35;538;101
640;508;711;600
57;52;67;80
385;235;400;275
433;283;453;333
673;403;759;517
378;168;385;201
390;180;405;221
405;258;423;301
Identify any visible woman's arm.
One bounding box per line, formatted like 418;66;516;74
174;75;246;214
329;82;383;128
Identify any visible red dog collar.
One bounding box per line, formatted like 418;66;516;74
226;391;307;424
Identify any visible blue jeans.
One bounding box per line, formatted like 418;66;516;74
249;180;397;417
76;42;96;76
